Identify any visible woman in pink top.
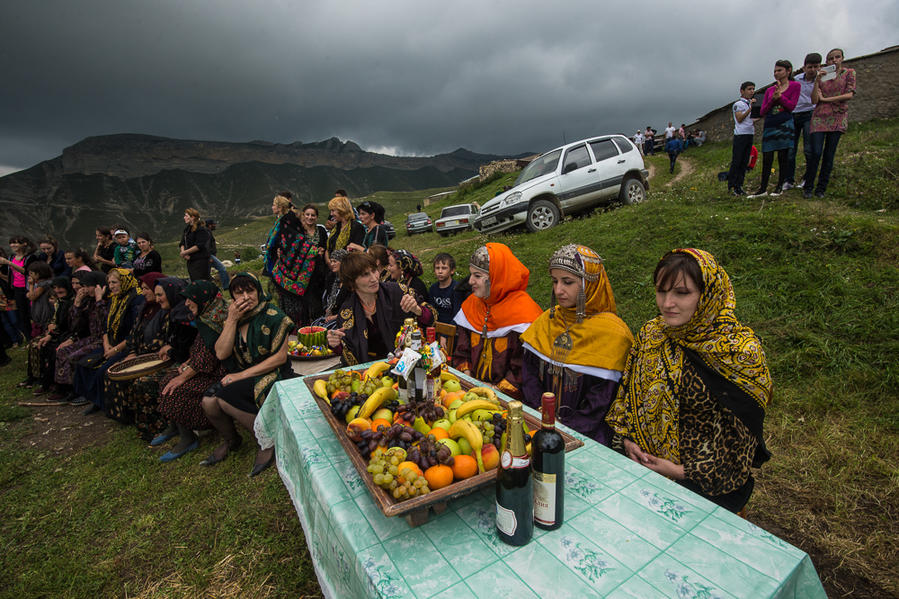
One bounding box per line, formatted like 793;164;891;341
804;48;856;198
748;60;800;198
0;236;38;341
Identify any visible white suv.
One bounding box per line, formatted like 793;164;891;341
473;135;649;234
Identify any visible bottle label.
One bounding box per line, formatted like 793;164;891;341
501;451;530;469
495;500;517;536
533;471;557;525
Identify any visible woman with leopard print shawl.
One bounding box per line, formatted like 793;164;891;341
606;249;772;513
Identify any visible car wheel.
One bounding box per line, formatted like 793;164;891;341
619;177;646;205
526;199;560;232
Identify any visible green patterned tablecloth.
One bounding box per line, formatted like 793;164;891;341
255;369;826;599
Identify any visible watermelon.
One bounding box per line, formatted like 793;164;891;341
298;326;327;347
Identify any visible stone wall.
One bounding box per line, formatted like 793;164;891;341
691;46;899;143
479;158;533;181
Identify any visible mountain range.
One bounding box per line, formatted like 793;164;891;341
0;134;513;248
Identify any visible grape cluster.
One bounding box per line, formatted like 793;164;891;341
395;399;445;423
490;412;508;448
326;370;385;396
407;435;454;470
470;419;497;447
354;423;425;460
329;391;365;420
368;448;431;501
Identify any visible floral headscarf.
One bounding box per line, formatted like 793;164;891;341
391;249;423;280
182;280;228;349
107;268;139;339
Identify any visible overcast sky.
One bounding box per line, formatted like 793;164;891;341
1;0;896;176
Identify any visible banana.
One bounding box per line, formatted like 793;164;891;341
467;386;499;403
357;386;398;419
455;399;502;420
439;369;459;382
364;361;391;381
313;379;330;404
449;419;485;473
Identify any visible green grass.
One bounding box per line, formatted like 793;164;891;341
1;118;898;597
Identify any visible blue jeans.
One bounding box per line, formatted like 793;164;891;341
1;310;21;345
785;111;813;184
210;255;230;289
805;131;843;193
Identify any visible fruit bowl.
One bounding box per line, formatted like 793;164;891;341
287;336;334;360
303;365;583;526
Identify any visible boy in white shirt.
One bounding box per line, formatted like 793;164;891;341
727;81;757;196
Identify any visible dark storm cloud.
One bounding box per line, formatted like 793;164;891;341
1;0;896;171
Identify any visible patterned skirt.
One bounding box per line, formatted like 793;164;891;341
157;366;223;430
762;113;794;153
55;338;102;385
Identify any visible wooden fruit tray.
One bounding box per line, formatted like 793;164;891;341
303;367;583;526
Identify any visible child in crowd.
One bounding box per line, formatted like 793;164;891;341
727;81;757;196
428;253;463;324
112;228;138;268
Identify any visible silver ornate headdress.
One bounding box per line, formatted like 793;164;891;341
548;244;603;322
469;245;491;298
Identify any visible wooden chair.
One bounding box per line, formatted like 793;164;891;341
434;321;457;359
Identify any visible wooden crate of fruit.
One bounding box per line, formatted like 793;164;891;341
304;363;583;526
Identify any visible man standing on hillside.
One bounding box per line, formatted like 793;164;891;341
664;122;676;139
782;53;821;191
644;127;655;155
634;130;645;154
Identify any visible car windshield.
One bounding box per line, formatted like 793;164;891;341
408;212;428;221
440;206;471;218
514;149;562;186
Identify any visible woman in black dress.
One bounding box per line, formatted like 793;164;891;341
179;208;212;281
132;232;163;278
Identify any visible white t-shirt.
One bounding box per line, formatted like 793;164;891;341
664;126;676;139
634;132;644;145
733;99;754;135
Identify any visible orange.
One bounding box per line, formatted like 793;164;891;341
451;454;478;480
424;464;454;490
396;461;423;483
371;418;392;432
442;390;463;408
428;427;449;440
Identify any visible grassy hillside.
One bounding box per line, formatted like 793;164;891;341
0;118;897;598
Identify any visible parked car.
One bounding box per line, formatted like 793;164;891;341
473;135;649;234
382;220;397;240
434;203;479;236
405;212;433;235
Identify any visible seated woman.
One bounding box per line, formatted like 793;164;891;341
75;268;144;413
33;276;75;395
326;252;434;365
156;281;228;462
606;249;772;513
387;249;429;302
520;245;634;444
453;243;542;397
51;271;108;402
201;273;293;476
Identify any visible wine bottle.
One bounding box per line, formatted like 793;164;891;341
532;392;564;530
496;401;533;546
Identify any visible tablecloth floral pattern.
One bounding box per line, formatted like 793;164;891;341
256;369;826;599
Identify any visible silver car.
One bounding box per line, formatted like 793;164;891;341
473;135;649;234
434;203;479;236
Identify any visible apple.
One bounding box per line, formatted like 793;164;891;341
442;379;461;393
431;419;452;432
457;437;473;456
481;443;499;470
437;438;461;457
381;376;394;388
371;408;394;422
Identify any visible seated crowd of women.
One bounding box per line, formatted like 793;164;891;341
324;241;772;513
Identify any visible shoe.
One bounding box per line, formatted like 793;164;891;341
815;191;825;198
69;396;89;406
199;436;242;466
46;392;68;403
798;179;805;188
736;188;746;196
249;453;275;478
746;190;768;198
159;440;199;463
769;190;782;197
781;181;795;191
32;386;50;396
16;379;34;389
150;428;178;447
803;190;813;199
82;404;100;415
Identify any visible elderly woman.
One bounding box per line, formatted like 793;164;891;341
326;195;365;254
453;243;542;397
386;249;429;302
200;273;293;476
74;268;144;413
606;249;772;513
521;245;634;445
327;252;434;365
50;271;108;402
155;281;228;461
179;208;213;281
266;192;327;326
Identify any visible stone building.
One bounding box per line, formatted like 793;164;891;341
689;45;899;142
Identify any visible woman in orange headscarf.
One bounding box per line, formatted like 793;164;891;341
520;245;633;444
452;243;542;397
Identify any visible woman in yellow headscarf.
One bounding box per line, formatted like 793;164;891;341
606;249;772;513
453;243;542;397
521;245;633;445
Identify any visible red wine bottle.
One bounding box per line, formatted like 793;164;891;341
532;392;564;530
496;401;533;546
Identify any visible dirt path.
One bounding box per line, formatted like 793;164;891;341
665;157;694;187
18;401;118;456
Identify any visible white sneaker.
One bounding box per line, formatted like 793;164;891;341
781;182;795;191
769;190;782;197
746;190;768;198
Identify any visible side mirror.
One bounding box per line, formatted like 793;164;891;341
563;162;579;174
